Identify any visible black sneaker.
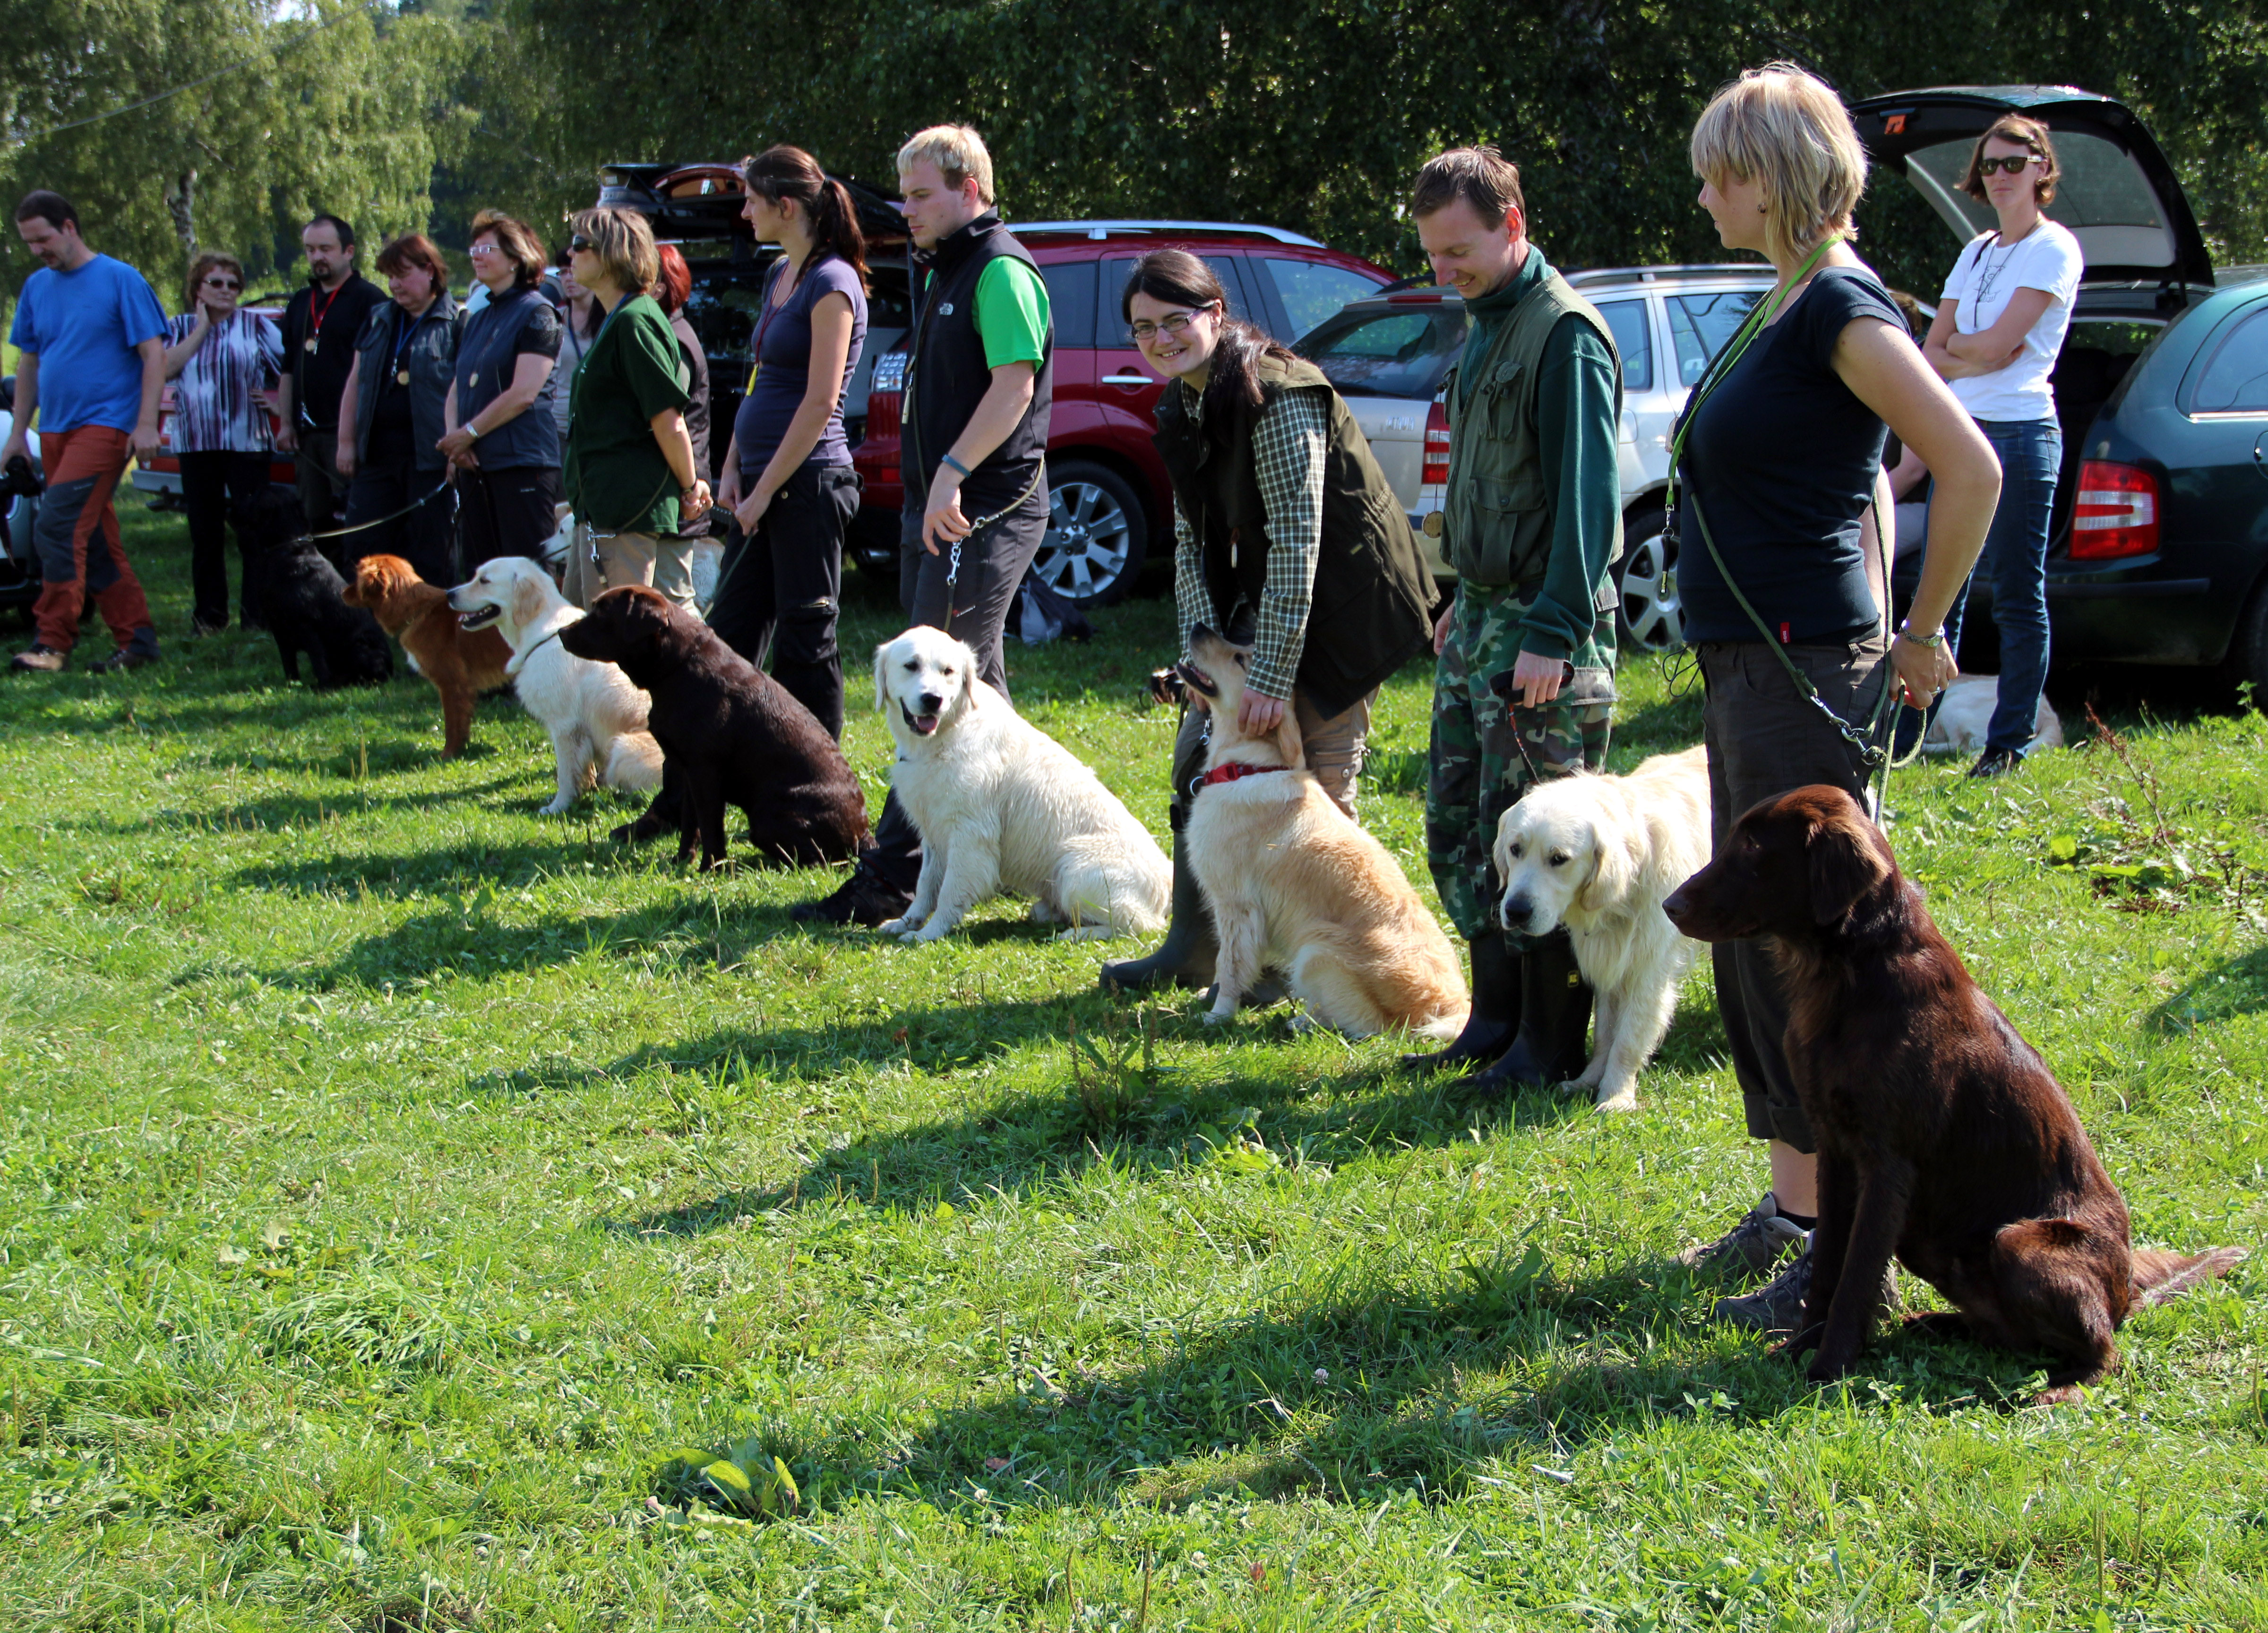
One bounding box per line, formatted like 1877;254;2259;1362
1716;1240;1813;1334
1967;746;2022;779
1676;1190;1809;1282
790;860;913;927
88;647;158;674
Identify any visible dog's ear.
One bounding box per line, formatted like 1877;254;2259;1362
1271;704;1306;770
509;568;545;630
1575;819;1633;914
873;643;894;714
1807;812;1893;925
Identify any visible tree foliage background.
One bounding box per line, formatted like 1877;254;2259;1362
5;0;2267;311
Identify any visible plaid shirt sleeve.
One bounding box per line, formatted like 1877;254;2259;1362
1247;387;1328;702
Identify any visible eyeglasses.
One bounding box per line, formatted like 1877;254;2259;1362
1129;304;1217;344
468;242;502;258
1977;155;2040;177
201;276;241;291
568;234;593;253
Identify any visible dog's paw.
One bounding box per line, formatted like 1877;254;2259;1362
1770;1323;1828;1362
537;798;574;816
1201;1006;1235;1027
874;917;913;935
1593;1087;1639;1114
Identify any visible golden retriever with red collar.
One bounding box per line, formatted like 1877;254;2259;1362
1178;626;1467;1039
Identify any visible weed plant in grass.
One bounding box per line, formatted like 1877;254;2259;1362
0;511;2262;1630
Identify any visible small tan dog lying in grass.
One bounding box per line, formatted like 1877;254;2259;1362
1178;625;1467;1039
1492;745;1711;1112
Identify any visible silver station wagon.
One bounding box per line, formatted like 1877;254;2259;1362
1295;264;1778;654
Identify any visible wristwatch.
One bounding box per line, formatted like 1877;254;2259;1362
1897;620;1945;648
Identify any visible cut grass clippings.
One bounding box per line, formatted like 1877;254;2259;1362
0;508;2261;1630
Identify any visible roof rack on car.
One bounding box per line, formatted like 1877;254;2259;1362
1005;220;1325;247
1562;264;1770;286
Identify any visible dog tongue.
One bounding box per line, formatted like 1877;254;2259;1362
914;713;939;733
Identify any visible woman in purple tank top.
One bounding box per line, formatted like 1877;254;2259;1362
708;145;870;740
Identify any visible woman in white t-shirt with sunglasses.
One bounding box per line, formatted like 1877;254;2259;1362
1922;114;2082;777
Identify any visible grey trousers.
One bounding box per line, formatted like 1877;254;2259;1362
1699;636;1890;1154
1166;688;1375;825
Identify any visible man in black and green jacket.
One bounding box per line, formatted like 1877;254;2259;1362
1406;146;1624;1099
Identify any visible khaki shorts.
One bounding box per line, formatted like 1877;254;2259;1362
564;526;699;611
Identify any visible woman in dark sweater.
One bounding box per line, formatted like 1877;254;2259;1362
440;210;562;568
1671;65;2001;1332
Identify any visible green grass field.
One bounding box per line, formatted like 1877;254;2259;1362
1;508;2263;1631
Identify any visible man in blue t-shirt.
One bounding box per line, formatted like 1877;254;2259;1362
3;190;167;672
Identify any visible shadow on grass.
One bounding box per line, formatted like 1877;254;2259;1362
704;1259;2031;1517
2148;943;2268;1034
231;831;628;898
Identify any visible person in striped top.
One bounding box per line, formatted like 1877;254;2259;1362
162;250;282;634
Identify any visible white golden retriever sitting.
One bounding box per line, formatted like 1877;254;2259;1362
1493;745;1711;1111
1179;626;1468;1039
447;557;663;815
872;626;1171;942
1920;674;2065;756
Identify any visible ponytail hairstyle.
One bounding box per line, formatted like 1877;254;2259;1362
742;144;868;287
1119;249;1291;411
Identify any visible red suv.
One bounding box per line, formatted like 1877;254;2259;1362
852;222;1394;604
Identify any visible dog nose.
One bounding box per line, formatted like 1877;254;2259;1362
918;692;945;713
1663;886;1691;924
1500;894;1533;928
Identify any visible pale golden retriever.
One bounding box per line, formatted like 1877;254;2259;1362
447;557;663;814
1178;626;1467;1039
1493;745;1710;1111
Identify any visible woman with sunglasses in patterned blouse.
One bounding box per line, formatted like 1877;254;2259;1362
163;251;282;634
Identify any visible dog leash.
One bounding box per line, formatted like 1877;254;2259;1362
296;477;452;546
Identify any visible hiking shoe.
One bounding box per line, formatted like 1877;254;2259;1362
1967;746;2022;779
88;647;157;674
790;859;913;927
9;644;65;673
1716;1238;1813;1334
1677;1191;1810;1281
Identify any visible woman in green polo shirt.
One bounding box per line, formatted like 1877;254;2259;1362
561;207;711;607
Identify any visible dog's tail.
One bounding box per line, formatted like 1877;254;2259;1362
2132;1244;2247;1307
604;731;665;791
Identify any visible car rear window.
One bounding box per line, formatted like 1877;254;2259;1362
1040;260;1096;350
2191;307;2268;413
1295;306;1468;401
1594;298;1654;394
1668;290;1764;387
1264;259;1387;339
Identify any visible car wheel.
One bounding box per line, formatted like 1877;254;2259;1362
2217;577;2268;708
1616;502;1683;655
1037;461;1147;608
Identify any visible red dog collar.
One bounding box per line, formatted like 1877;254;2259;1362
1200;762;1288;788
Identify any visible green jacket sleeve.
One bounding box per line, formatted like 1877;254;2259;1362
621;302;693;422
1520;314;1621;663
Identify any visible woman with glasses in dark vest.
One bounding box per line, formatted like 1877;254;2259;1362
439;210;562;568
335;233;463;583
1099;249;1433;996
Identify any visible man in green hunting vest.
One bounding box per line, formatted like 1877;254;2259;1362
1405;146;1625;1100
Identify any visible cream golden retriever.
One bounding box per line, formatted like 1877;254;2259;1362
1492;745;1710;1111
872;626;1170;942
1179;626;1467;1039
447;557;663;814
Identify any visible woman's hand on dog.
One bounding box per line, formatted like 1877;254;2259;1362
1238;688;1286;735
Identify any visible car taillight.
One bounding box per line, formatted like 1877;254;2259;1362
866;391;900;439
1422;400;1450;486
2070;461;2159;559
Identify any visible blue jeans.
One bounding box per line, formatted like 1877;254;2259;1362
1938;416;2061;756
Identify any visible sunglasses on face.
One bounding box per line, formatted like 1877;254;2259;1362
202;276;241;291
568;234;593;253
1129;304;1217;344
1977;155;2040;177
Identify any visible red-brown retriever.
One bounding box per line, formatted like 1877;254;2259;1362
557;586;868;870
341;554;513;757
1663;784;2243;1403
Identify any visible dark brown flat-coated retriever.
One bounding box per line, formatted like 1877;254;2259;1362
1664;784;2243;1404
558;586;868;870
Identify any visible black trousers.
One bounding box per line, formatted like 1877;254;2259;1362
178;448;270;628
342;459;456;586
864;481;1049;888
456;464;561;572
709;463;859;739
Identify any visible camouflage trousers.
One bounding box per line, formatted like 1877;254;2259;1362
1426;581;1614;940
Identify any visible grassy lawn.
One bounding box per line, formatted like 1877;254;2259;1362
1;507;2263;1632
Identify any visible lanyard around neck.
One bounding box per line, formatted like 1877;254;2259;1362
389;304;434;378
1667;235;1839;482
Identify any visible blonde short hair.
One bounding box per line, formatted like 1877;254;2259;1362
1691;63;1867;265
569;206;659;296
897;125;995;207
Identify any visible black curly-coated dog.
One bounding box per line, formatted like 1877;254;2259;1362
240;490;392;689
